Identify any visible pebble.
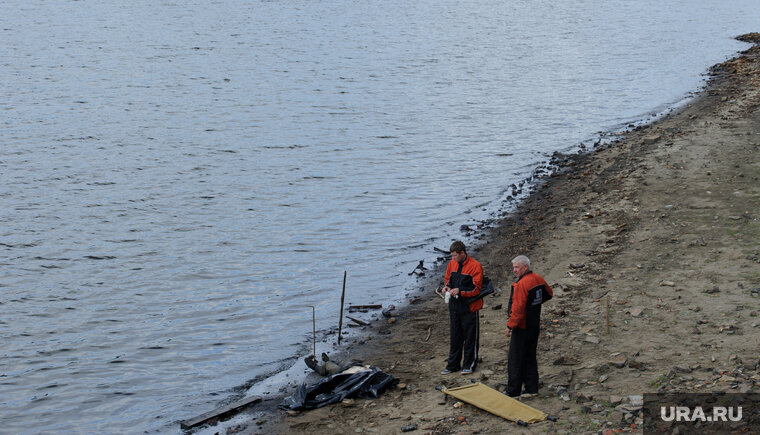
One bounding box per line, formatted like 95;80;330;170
642;135;662;144
609;354;628;368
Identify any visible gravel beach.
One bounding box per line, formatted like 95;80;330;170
228;33;760;435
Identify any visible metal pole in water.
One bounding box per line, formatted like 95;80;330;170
338;271;347;344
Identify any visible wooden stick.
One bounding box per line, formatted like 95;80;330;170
180;396;261;429
307;305;316;357
346;315;369;326
425;327;432;342
338;271;347;345
348;304;382;310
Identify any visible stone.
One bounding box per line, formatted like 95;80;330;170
674;365;692;373
559;276;585;290
609;395;623;405
642;135;662;144
596;363;611;374
660;280;676;287
585;335;600;344
609;354;628;368
630;308;643;317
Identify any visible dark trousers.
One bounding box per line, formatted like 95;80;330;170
507;326;540;396
446;309;479;371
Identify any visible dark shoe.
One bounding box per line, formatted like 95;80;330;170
461;368;473;374
441;368;458;374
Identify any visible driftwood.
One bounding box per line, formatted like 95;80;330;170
408;260;427;276
346;315;370;326
180;396;261;429
348;304;382;310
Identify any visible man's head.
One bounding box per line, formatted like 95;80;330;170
450;240;467;263
511;255;530;278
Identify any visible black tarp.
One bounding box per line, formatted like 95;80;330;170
279;366;397;410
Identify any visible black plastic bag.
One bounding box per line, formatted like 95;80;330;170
460;276;495;305
279;366;397;410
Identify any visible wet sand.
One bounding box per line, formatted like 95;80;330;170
234;33;760;434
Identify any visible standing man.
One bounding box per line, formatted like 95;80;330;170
505;255;553;397
441;240;483;375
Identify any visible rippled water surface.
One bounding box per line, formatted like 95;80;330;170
2;0;758;432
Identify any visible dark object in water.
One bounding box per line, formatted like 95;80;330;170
408;260;427;276
280;366;397;410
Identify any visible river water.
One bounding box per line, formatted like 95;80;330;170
2;0;758;432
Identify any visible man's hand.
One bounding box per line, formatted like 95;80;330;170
505;327;511;337
450;288;460;296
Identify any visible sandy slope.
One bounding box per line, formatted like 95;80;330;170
232;34;760;435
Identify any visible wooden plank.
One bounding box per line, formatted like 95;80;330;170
348;304;382;310
346;315;370;326
180;395;262;430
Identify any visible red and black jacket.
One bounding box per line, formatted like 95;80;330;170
507;271;553;330
445;255;483;313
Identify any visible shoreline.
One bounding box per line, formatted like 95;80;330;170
212;33;760;434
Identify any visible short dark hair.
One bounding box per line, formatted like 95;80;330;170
450;240;466;253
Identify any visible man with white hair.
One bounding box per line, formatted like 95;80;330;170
505;255;553;397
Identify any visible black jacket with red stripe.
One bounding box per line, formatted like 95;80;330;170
507;271;553;330
445;255;483;313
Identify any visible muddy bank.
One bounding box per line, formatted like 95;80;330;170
218;34;760;434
